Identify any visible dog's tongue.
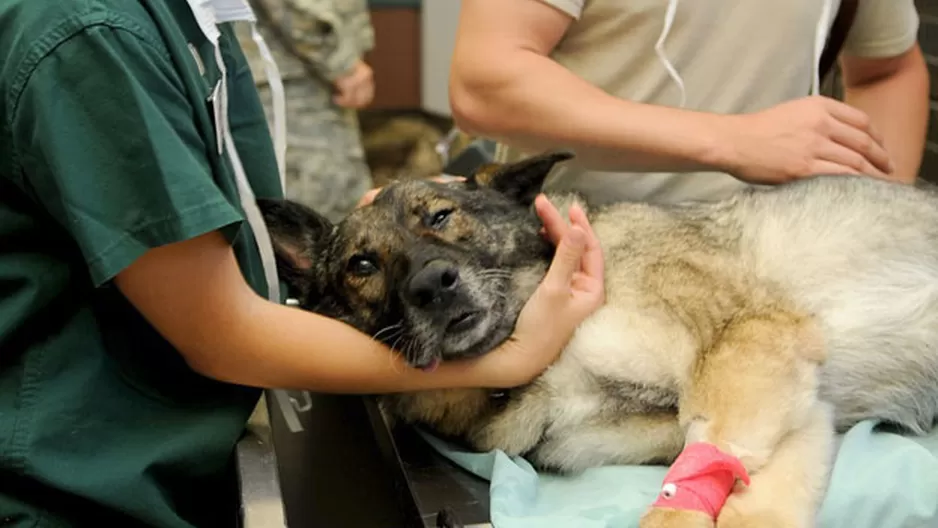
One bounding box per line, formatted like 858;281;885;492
421;358;441;372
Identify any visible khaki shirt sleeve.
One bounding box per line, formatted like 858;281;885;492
538;0;585;19
345;0;375;55
842;0;920;58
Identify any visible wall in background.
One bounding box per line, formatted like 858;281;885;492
420;0;461;116
361;0;459;114
363;4;421;110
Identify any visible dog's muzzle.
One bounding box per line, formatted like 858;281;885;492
406;259;460;309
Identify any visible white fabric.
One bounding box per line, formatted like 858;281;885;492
184;0;308;433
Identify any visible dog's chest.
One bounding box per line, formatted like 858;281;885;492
538;305;687;428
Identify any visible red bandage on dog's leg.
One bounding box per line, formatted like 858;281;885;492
651;442;751;520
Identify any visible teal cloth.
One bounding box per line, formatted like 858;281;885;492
421;420;938;527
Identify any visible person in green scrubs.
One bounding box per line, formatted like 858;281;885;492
0;1;605;527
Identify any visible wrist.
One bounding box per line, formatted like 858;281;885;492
689;111;743;175
472;331;562;389
459;345;517;389
330;58;360;84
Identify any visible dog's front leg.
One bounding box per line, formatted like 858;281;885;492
640;309;833;528
716;402;834;528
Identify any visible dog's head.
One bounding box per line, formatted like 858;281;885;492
259;151;574;370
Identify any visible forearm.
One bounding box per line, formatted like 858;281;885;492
449;49;732;173
116;231;523;394
204;296;504;393
843;49;930;184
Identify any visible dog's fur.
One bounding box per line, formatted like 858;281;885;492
259;152;938;527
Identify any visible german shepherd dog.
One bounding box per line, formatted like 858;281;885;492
258;152;938;528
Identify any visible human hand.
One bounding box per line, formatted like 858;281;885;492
356;175;468;208
718;95;895;184
333;59;374;109
474;195;605;388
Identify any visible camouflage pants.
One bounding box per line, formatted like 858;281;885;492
255;77;374;223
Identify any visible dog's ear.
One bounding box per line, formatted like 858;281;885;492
468;151;574;205
257;198;334;299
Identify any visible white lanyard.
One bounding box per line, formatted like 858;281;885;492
184;0;309;433
811;0;837;96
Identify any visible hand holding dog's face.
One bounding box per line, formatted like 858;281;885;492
259;152;574;370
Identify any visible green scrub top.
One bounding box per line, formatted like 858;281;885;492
0;1;285;526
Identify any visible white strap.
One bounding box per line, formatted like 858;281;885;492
185;0;307;434
225;128;282;305
250;24;288;191
811;0;836;96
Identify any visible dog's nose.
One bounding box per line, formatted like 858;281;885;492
407;260;460;308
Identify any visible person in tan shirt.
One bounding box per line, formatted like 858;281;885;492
450;0;929;205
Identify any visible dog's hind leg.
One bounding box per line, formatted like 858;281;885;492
639;308;834;528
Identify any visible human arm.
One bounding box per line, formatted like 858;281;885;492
449;0;728;173
254;0;374;107
113;196;601;393
9;20;601;393
449;0;894;183
838;1;928;184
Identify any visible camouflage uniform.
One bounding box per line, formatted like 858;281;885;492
236;0;375;222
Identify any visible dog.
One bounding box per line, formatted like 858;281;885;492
258;152;938;527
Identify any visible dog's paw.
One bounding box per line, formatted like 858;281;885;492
638;507;715;528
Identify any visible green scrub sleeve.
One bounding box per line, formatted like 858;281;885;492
8;23;244;288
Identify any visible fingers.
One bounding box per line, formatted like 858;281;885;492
826;122;893;177
333;86;366;108
333;62;375;109
804;160;864;177
357;187;382;208
535;194;569;246
536;197;603;282
543;225;588;288
359;177;463;209
431;175;467;183
360;77;375;107
538;195;603;289
816;141;890;179
568;203;604;281
332;78;366;108
822;98;885;145
820;99;893;175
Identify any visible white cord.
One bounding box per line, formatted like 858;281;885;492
655;0;686;108
812;0;837;95
250;23;288;192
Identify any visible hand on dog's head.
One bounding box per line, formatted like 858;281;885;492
257;150;574;368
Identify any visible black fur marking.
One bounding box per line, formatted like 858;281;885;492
593;376;680;414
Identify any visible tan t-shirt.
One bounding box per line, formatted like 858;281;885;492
494;0;920;204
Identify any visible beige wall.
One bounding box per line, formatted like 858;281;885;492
420;1;461;116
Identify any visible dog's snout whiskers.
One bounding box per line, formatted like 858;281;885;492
372;322;404;343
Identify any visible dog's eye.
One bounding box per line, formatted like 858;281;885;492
347;255;379;276
428;208;453;229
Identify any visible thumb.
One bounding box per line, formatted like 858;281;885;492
543;225;587;286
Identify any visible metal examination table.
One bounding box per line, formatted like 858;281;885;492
235;138;499;528
237;391;493;528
